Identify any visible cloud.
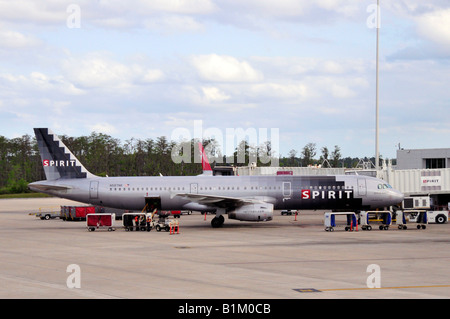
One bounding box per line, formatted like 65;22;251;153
0;30;42;49
0;72;84;96
143;15;205;34
191;54;264;82
201;86;231;103
415;8;450;51
61;53;164;90
89;122;117;134
218;0;360;19
0;0;216;33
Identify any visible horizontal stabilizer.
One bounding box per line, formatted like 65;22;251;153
28;182;72;192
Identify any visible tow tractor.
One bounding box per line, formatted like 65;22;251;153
152;211;172;232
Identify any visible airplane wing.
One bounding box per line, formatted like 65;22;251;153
172;193;272;209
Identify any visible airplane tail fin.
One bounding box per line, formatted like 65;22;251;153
34;128;95;180
198;142;213;176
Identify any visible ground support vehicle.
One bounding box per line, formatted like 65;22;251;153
152;216;171;232
406;210;448;225
281;210;297;216
396;210;428;230
86;213;116;231
171;210;181;218
324;212;358;232
360;211;392;231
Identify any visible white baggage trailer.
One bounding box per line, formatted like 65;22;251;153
324;212;358;232
122;212;150;231
360;211;392;231
396;210;428;230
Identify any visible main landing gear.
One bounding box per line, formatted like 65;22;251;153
211;215;225;228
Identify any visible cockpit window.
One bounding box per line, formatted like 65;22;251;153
378;183;392;189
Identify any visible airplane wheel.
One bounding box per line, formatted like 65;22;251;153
211;215;224;228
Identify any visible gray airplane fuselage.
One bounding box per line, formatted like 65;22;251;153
30;174;403;212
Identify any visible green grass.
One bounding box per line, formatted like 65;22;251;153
0;193;51;199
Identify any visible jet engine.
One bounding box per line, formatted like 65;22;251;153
228;203;273;222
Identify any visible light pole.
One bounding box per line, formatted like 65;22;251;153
375;0;380;172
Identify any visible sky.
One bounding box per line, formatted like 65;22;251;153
0;0;449;162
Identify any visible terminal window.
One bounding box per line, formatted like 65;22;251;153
425;158;445;169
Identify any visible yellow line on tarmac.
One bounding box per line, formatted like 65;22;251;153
321;285;450;292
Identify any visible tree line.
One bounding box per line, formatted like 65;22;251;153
0;132;387;194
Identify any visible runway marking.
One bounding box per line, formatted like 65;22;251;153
320;284;450;292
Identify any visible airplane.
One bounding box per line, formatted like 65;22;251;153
28;128;404;228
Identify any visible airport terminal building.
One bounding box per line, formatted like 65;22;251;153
396;148;450;170
387;148;450;209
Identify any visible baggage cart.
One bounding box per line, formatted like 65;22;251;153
324;212;358;232
122;212;150;231
86;213;116;231
61;205;103;221
360;211;392;230
396;210;428;230
35;206;60;220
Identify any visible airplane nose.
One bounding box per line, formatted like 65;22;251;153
392;189;404;205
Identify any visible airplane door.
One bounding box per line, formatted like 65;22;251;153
190;183;198;194
357;178;367;196
283;182;292;197
90;181;99;199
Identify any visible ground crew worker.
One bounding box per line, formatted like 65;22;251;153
139;215;145;229
134;215;139;231
146;215;152;232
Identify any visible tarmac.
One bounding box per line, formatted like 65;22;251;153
0;197;449;299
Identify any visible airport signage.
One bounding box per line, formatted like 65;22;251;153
420;176;441;187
